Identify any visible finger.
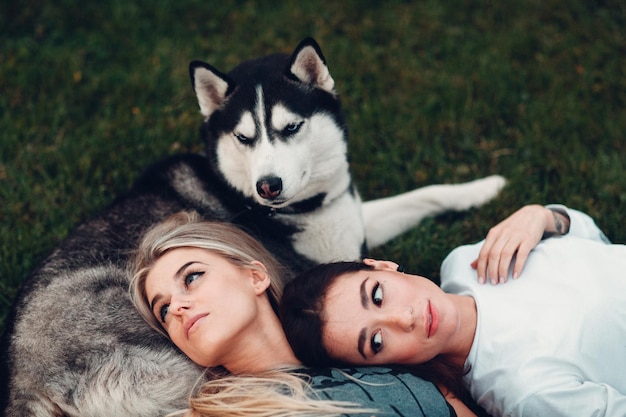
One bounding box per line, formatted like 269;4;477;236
476;228;504;284
475;239;495;284
487;237;511;285
512;241;533;279
497;240;520;284
486;249;501;285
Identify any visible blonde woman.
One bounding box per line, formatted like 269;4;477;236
129;211;474;417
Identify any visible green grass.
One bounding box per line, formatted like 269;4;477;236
1;0;625;332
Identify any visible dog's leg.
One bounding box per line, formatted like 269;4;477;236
362;175;506;248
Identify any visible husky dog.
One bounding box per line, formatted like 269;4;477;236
1;38;504;416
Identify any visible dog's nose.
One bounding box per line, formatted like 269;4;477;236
256;177;282;200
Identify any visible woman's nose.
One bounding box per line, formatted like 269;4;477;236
383;307;415;332
169;294;191;316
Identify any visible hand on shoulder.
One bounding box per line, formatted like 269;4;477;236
471;204;560;284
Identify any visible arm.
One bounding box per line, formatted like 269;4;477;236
472;203;611;284
471;204;570;284
548;204;611;243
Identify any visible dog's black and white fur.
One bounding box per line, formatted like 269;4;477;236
1;38;504;416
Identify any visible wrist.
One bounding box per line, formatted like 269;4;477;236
543;207;570;238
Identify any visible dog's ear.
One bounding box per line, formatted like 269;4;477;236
189;61;236;119
287;38;336;95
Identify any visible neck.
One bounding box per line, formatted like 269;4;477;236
222;305;301;374
443;294;477;368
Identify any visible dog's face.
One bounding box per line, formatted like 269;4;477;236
190;38;350;208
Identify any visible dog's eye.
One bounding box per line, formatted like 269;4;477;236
282;121;303;136
234;132;251;143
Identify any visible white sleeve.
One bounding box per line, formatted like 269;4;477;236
546;204;610;243
512;381;626;417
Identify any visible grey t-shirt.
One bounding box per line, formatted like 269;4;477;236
301;366;456;417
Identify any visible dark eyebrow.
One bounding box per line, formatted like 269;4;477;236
360;276;370;309
149;294;161;315
357;276;370;359
148;261;196;315
357;327;367;360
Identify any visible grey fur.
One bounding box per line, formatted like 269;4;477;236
2;38;504;416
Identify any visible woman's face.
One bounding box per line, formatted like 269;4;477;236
144;247;268;367
320;264;462;366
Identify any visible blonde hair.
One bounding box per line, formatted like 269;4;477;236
129;212;374;417
175;368;375;417
129;211;286;337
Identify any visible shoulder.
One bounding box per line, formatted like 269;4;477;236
301;366;455;417
440;242;482;292
442;242;482;271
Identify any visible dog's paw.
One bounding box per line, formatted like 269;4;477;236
476;174;507;196
461;175;507;208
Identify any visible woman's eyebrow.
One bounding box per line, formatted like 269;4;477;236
360;276;370;309
174;261;197;280
357;327;367;359
149;294;162;314
148;261;197;313
357;276;370;359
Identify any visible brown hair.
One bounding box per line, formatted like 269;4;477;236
280;261;468;400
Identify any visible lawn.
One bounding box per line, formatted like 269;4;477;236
1;0;625;332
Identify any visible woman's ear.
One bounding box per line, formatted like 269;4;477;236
362;258;400;272
249;260;271;294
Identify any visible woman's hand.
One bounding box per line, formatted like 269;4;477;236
471;205;560;284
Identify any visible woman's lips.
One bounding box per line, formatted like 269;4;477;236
185;313;209;338
427;301;439;338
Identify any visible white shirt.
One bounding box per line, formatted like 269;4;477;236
440;206;626;417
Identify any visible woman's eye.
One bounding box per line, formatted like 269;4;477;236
371;331;383;354
184;271;204;287
159;304;169;323
372;282;383;306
